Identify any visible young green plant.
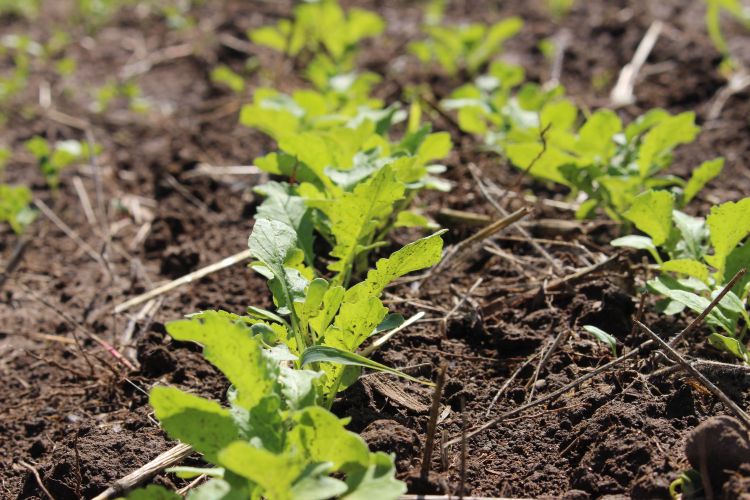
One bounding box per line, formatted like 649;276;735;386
123;311;407;500
613;192;750;364
408;17;523;76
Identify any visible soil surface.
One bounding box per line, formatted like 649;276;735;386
1;0;749;499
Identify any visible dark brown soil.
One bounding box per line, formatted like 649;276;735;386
1;0;749;498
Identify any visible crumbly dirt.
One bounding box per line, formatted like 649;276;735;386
1;0;749;498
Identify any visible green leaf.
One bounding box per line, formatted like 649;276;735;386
328;297;389;353
647;281;735;334
611;235;661;262
623;190;674;246
394;211;436;228
416;132;452;165
166;466;224;479
289;406;370;469
0;184;36;234
345;230;446;302
255;182;315;266
279;367;322;411
672;210;708;261
210;65;245;93
706;198;750;280
25;135;50;158
309;285;346;337
708;333;750;365
219;441;305;500
684;157;724;204
301;345;434;386
725;242;750;295
576;109;622;161
637;112;699;177
150;387;240;463
186;478;250;500
249;25;290;53
661;259;710;283
166;312;277;410
290;464;348;500
249;218;309;321
307;165;405;279
123;485;181;500
582;325;618;356
343;452;406;500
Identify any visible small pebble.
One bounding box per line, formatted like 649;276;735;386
534;379;547;390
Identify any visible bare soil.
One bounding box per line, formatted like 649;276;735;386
1;0;749;498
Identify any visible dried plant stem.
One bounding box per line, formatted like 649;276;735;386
444;347;643;447
636;321;750;432
421;364;447;477
667;268;747;348
18;460;54;500
114;249;253;313
450;267;743;446
0;236;29;292
468;163;562;276
486;351;540;416
92;443;193;500
610;20;663;106
527;324;567;402
18;282;136;371
438;207;530;273
34;199;109;276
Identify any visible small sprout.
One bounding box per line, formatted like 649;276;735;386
583;325;618;356
409;17;523;76
0;184;37;234
614;194;750;364
25;135;90;188
210;65;245;93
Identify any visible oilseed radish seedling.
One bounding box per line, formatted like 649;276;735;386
613;193;750;364
249;0;384;81
408;17;523;76
0;184;36;234
124;312;406;500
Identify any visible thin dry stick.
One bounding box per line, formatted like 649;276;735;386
543;253;620;291
18;282;136;371
437;207;531;274
91;443;193;500
527;324;567;402
0;236;29;292
545;29;571;88
360;311;425;357
454;272;739;446
84;128;109;242
34;199;109;275
486;351;540;416
667;268;747;348
610;20;663;107
182;164;260;179
636;321;750;432
421;364;447;478
443;264;742;447
468;164;562;276
176;474;207;495
18;460;54;500
442;278;484;334
459;396;467;500
120;43;194;79
72;176;98;227
444;347;643;448
507;122;552;193
114;249;253;313
708;70;750;121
